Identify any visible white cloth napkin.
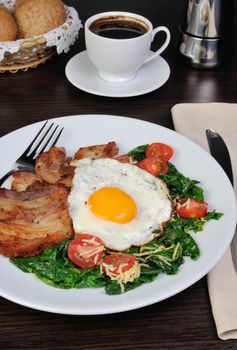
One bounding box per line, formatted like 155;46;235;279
171;102;237;340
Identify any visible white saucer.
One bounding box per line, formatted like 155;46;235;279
65;50;170;97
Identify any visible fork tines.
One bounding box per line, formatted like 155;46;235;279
22;121;64;159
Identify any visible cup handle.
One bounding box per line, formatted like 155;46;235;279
144;26;171;64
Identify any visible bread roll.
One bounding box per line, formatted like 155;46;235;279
0;6;17;41
14;0;66;38
14;0;26;8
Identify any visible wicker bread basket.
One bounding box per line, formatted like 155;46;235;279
0;0;82;73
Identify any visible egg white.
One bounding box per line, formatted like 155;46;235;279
68;158;172;251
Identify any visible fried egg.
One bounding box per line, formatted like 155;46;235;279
68;158;172;251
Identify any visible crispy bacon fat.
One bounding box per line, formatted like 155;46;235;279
35;147;75;187
11;171;44;192
0;186;73;258
74;141;119;160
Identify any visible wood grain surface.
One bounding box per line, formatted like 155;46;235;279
0;1;237;349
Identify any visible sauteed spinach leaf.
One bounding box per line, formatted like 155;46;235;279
128;144;148;161
160;163;204;200
11;240;105;289
11;209;221;294
11;155;223;295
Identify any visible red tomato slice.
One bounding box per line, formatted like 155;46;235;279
137;156;168;176
67;233;104;268
102;253;136;275
176;198;208;218
146;142;174;161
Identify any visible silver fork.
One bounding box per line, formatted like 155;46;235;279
0;121;64;186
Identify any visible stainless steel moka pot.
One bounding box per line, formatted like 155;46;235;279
179;0;233;68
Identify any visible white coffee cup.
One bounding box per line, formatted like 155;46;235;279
85;11;171;83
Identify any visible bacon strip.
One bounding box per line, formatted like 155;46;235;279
0;186;73;258
35;147;75;187
11;171;45;192
74;141;119;160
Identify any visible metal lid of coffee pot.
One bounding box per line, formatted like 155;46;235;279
182;0;231;39
178;0;233;68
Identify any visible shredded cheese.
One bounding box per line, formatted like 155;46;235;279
81;236;101;246
129;157;138;165
172;242;180;260
177;198;191;210
75;245;104;261
156;255;171;266
135;245;173;257
101;261;141;293
85;245;104;258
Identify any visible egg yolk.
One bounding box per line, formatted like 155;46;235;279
88;186;137;224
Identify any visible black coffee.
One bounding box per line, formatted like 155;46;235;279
89;16;148;39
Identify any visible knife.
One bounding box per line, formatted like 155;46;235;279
206;129;237;273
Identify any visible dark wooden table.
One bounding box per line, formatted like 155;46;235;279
1;1;237;349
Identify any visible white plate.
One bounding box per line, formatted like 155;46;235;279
0;114;236;315
65;50;170;97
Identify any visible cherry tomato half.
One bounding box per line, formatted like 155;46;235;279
67;233;104;268
137;156;168;176
146;142;174;161
102;253;136;276
176;198;208;218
